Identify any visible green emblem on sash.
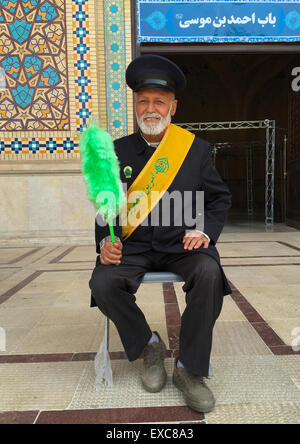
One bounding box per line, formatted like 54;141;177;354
124;166;132;179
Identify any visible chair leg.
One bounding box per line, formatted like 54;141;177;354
105;317;110;351
94;316;113;388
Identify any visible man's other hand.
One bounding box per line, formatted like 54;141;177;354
100;241;123;265
183;232;209;250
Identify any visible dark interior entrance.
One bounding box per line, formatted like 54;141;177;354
140;52;300;227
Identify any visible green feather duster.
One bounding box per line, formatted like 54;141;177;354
79;121;126;239
80;121;126;388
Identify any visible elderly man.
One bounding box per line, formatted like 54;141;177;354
89;55;232;413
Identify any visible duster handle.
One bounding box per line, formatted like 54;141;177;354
108;222;116;243
108;221;119;267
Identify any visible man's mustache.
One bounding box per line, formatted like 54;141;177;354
142;113;162;121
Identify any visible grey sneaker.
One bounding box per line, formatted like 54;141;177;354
173;364;215;413
141;332;167;393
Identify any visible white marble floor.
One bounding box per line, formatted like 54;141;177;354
0;226;299;424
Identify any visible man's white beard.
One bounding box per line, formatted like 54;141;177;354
136;105;172;136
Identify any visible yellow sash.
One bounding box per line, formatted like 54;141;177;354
121;124;195;241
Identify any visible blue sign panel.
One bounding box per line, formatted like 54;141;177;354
137;0;300;43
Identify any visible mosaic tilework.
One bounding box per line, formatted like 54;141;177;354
72;0;92;133
0;0;133;159
0;0;70;131
0;135;77;155
103;0;128;140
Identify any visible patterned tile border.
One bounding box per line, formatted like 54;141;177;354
103;0;128;140
0;135;80;158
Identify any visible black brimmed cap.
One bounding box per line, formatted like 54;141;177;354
126;55;186;94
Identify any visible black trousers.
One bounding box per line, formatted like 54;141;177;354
89;250;224;377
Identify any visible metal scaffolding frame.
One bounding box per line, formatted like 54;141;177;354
246;144;254;221
207;140;264;223
177;120;276;227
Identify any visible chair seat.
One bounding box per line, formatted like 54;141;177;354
142;272;183;284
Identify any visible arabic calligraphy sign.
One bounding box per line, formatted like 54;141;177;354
137;0;300;43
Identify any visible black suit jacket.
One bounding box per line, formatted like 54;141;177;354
93;129;232;297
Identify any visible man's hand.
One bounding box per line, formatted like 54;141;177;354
183;231;209;250
100;241;123;265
